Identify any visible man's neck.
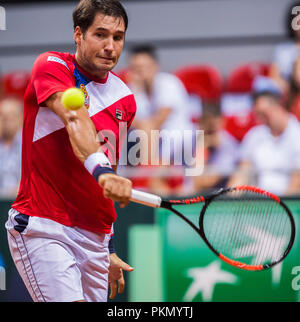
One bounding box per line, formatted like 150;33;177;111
271;113;289;137
75;53;108;80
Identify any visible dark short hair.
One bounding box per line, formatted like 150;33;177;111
130;44;158;61
252;91;289;110
73;0;128;34
201;100;222;118
252;90;282;103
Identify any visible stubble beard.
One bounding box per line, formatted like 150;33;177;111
80;52;117;79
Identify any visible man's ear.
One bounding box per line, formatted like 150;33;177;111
74;26;83;46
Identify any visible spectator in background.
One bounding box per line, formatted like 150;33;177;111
269;1;300;93
0;97;23;198
228;76;300;195
127;45;194;164
193;101;240;193
287;56;300;121
125;45;194;195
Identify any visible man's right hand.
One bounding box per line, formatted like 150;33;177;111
98;173;132;208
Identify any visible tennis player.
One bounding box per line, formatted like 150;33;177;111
5;0;136;302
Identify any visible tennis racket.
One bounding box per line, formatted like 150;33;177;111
130;185;295;271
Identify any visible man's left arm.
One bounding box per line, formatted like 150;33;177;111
108;129;135;300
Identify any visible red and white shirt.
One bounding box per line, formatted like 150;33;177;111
12;51;136;233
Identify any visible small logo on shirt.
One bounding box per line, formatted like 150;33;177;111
80;84;90;109
115;109;123;121
47;56;70;70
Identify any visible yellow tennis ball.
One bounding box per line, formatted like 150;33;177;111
61;88;85;110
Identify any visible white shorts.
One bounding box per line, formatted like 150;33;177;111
5;208;111;302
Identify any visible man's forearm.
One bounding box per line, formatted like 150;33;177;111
45;91;101;164
44;91;132;205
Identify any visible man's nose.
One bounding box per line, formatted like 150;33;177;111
104;37;114;52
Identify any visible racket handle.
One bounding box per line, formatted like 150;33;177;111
130;189;162;208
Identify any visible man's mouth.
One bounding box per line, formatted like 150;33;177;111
99;56;115;62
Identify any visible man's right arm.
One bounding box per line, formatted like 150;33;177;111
43;91;132;207
45;92;101;162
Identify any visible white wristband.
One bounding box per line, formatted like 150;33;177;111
84;152;112;174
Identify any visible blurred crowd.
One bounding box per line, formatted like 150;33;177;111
117;1;300;197
1;3;300;198
0;71;28;198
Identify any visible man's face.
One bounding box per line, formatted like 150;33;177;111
253;96;282;129
129;53;158;86
0;98;23;141
74;13;126;78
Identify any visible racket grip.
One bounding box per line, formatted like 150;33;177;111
130;189;162;208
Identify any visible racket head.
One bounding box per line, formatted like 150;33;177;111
199;186;295;271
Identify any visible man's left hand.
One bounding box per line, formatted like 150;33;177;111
108;253;134;300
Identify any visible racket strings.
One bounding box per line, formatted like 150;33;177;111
259;200;277;265
203;189;292;267
253;195;273;265
232;195;249;258
246;194;266;265
266;202;289;263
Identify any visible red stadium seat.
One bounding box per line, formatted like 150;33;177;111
223;112;257;142
174;65;224;101
2;70;31;99
220;62;270;141
226;62;271;93
222;94;257;142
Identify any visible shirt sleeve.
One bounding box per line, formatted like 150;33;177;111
31;52;75;105
116;94;136;162
154;75;188;110
292;133;300;170
126;94;137;131
238;129;258;163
